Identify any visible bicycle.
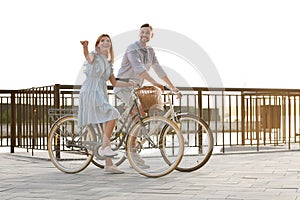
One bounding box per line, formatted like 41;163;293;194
160;89;213;172
92;86;214;172
47;86;184;178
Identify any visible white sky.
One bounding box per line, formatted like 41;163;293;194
1;0;300;90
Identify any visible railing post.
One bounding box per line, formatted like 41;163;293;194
10;91;16;153
221;90;225;153
197;89;202;119
255;95;260;151
32;101;37;156
282;96;287;145
197;89;203;153
53;84;60;157
241;91;245;145
54;84;60;109
288;96;291;150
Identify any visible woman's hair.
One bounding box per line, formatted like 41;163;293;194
95;34;114;64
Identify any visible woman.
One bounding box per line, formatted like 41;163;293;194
78;34;131;174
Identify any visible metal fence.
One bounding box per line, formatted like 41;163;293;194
1;85;300;154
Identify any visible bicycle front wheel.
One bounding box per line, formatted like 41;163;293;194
126;116;184;178
174;114;214;172
48;115;96;174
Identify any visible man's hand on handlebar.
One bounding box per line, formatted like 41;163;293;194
171;87;182;99
163;86;182;99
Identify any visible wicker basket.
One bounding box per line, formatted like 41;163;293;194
136;86;163;112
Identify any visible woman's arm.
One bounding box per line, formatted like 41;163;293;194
109;74;134;87
80;40;94;64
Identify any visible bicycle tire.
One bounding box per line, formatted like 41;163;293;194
48;115;96;174
171;114;213;172
126;116;184;178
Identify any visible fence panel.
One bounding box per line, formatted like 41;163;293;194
1;86;300;154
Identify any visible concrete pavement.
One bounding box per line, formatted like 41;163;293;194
0;148;300;200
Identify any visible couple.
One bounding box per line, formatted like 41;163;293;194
78;23;179;174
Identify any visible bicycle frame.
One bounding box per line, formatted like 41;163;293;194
99;88;158;149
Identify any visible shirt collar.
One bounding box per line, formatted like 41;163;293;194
136;41;147;52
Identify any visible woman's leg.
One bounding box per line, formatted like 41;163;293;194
102;119;116;149
105;158;113;166
102;120;124;173
100;120;118;167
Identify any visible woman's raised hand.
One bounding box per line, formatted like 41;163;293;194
80;40;89;47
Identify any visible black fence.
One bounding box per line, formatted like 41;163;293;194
1;84;300;154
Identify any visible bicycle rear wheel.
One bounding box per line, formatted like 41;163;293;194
48;115;96;173
174;114;213;172
126;116;184;178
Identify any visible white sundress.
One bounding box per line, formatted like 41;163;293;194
78;52;120;127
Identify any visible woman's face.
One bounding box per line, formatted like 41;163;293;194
97;36;111;52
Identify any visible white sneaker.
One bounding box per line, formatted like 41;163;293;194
137;162;150;169
131;152;150;169
99;146;118;157
104;165;124;174
131;151;145;164
129;162;150;169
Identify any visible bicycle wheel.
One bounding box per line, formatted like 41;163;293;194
91;122;127;169
173;114;213;172
48;115;96;173
126;116;184;178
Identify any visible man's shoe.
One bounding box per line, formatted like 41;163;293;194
130;152;150;169
137;162;150;169
131;151;145;164
130;162;150;169
104;165;124;174
99;146;118;157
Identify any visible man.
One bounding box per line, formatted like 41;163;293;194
114;23;179;168
114;23;179;105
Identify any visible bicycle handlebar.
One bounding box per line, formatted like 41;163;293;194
116;78;182;98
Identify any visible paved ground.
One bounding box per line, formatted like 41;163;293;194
0;148;300;200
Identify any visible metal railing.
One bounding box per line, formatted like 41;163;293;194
1;85;300;154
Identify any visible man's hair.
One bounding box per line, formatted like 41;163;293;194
140;23;153;31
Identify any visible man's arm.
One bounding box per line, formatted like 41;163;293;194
150;50;179;92
161;76;179;91
139;71;164;90
161;75;181;98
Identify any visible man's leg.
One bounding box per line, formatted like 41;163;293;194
115;88;150;168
